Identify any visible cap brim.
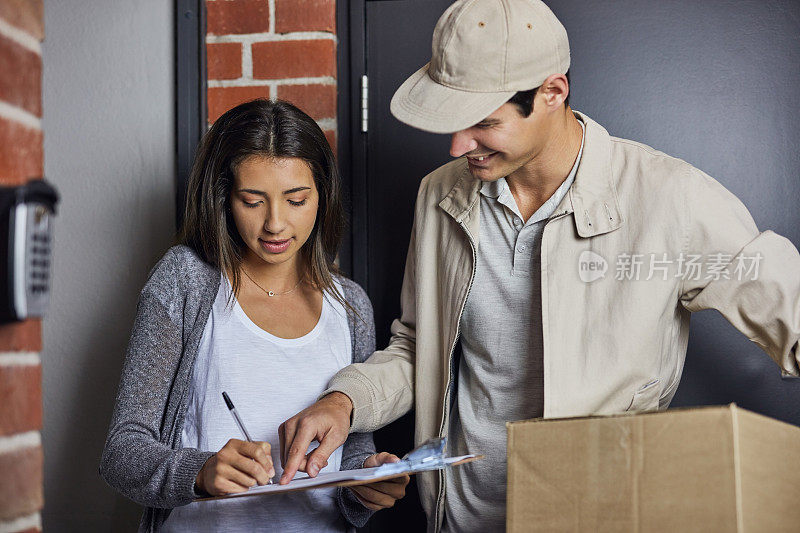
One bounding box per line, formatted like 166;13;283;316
390;63;515;134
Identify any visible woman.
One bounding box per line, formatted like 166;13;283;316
100;99;408;532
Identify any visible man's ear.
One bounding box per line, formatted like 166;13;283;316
539;73;569;110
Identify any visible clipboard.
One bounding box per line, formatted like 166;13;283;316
196;437;483;502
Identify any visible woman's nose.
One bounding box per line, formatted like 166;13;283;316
263;204;287;234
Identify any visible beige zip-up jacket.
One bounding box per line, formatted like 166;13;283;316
325;111;800;531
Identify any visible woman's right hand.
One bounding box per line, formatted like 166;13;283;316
195;439;275;496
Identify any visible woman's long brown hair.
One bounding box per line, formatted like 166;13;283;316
178;99;354;316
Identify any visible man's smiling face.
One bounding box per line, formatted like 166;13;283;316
448;99;555;183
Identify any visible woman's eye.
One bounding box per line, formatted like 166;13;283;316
288;199;307;207
242;200;261;207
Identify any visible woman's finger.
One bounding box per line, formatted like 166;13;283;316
363;452;400;468
233;441;275;481
350;490;384;510
360;477;409;498
211;462;257;493
390;473;410;487
237;440;272;464
230;453;272;485
216;477;251;495
350;484;397;508
350;489;383;511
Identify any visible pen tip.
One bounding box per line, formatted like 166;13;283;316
222;391;234;410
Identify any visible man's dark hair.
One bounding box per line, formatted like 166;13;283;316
507;70;570;117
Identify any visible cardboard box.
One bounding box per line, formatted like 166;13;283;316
506;404;800;532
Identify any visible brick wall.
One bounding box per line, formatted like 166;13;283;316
0;1;44;532
206;0;338;152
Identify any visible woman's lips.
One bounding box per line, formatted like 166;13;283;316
259;238;292;254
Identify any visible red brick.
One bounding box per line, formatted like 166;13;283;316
277;83;335;120
0;320;41;351
208;85;270;123
206;42;242;80
0;118;42;186
323;130;336;157
276;0;335;33
252;40;335;79
206;0;269;35
0;0;43;40
0;33;42;116
0;446;43;520
0;364;41;436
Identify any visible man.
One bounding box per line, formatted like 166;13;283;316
278;0;800;531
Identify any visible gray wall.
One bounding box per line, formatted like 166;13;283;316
41;1;174;530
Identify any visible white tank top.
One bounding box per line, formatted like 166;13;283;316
162;275;352;533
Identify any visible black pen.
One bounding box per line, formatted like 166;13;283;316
222;391;272;484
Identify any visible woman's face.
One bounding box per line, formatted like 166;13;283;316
230;155;319;268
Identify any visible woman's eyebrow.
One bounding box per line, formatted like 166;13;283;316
238;188;267;197
237;186;311;196
283;186;311;195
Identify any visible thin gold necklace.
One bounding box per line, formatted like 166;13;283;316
241;269;303;297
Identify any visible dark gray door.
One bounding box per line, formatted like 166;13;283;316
359;4;454;530
347;0;800;530
364;0;454;360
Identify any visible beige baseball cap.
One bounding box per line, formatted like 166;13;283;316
390;0;570;134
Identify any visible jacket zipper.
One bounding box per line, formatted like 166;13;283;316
547;210;571;224
433;219;477;533
537;209;571;419
431;209;569;530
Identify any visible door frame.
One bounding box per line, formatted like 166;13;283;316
175;0;207;230
337;0;369;284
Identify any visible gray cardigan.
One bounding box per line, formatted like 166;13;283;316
99;245;376;531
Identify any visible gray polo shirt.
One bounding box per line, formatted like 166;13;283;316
443;119;585;532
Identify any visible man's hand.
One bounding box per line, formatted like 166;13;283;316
349;452;410;510
195;439;274;496
278;392;353;484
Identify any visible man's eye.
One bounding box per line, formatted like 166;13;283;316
288;199;307;207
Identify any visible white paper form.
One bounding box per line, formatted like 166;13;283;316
197;454;479;501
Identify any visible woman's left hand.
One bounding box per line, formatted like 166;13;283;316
348;452;410;511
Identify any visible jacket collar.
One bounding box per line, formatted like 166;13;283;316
438;163;482;240
564;111;624;237
438;111;624;239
